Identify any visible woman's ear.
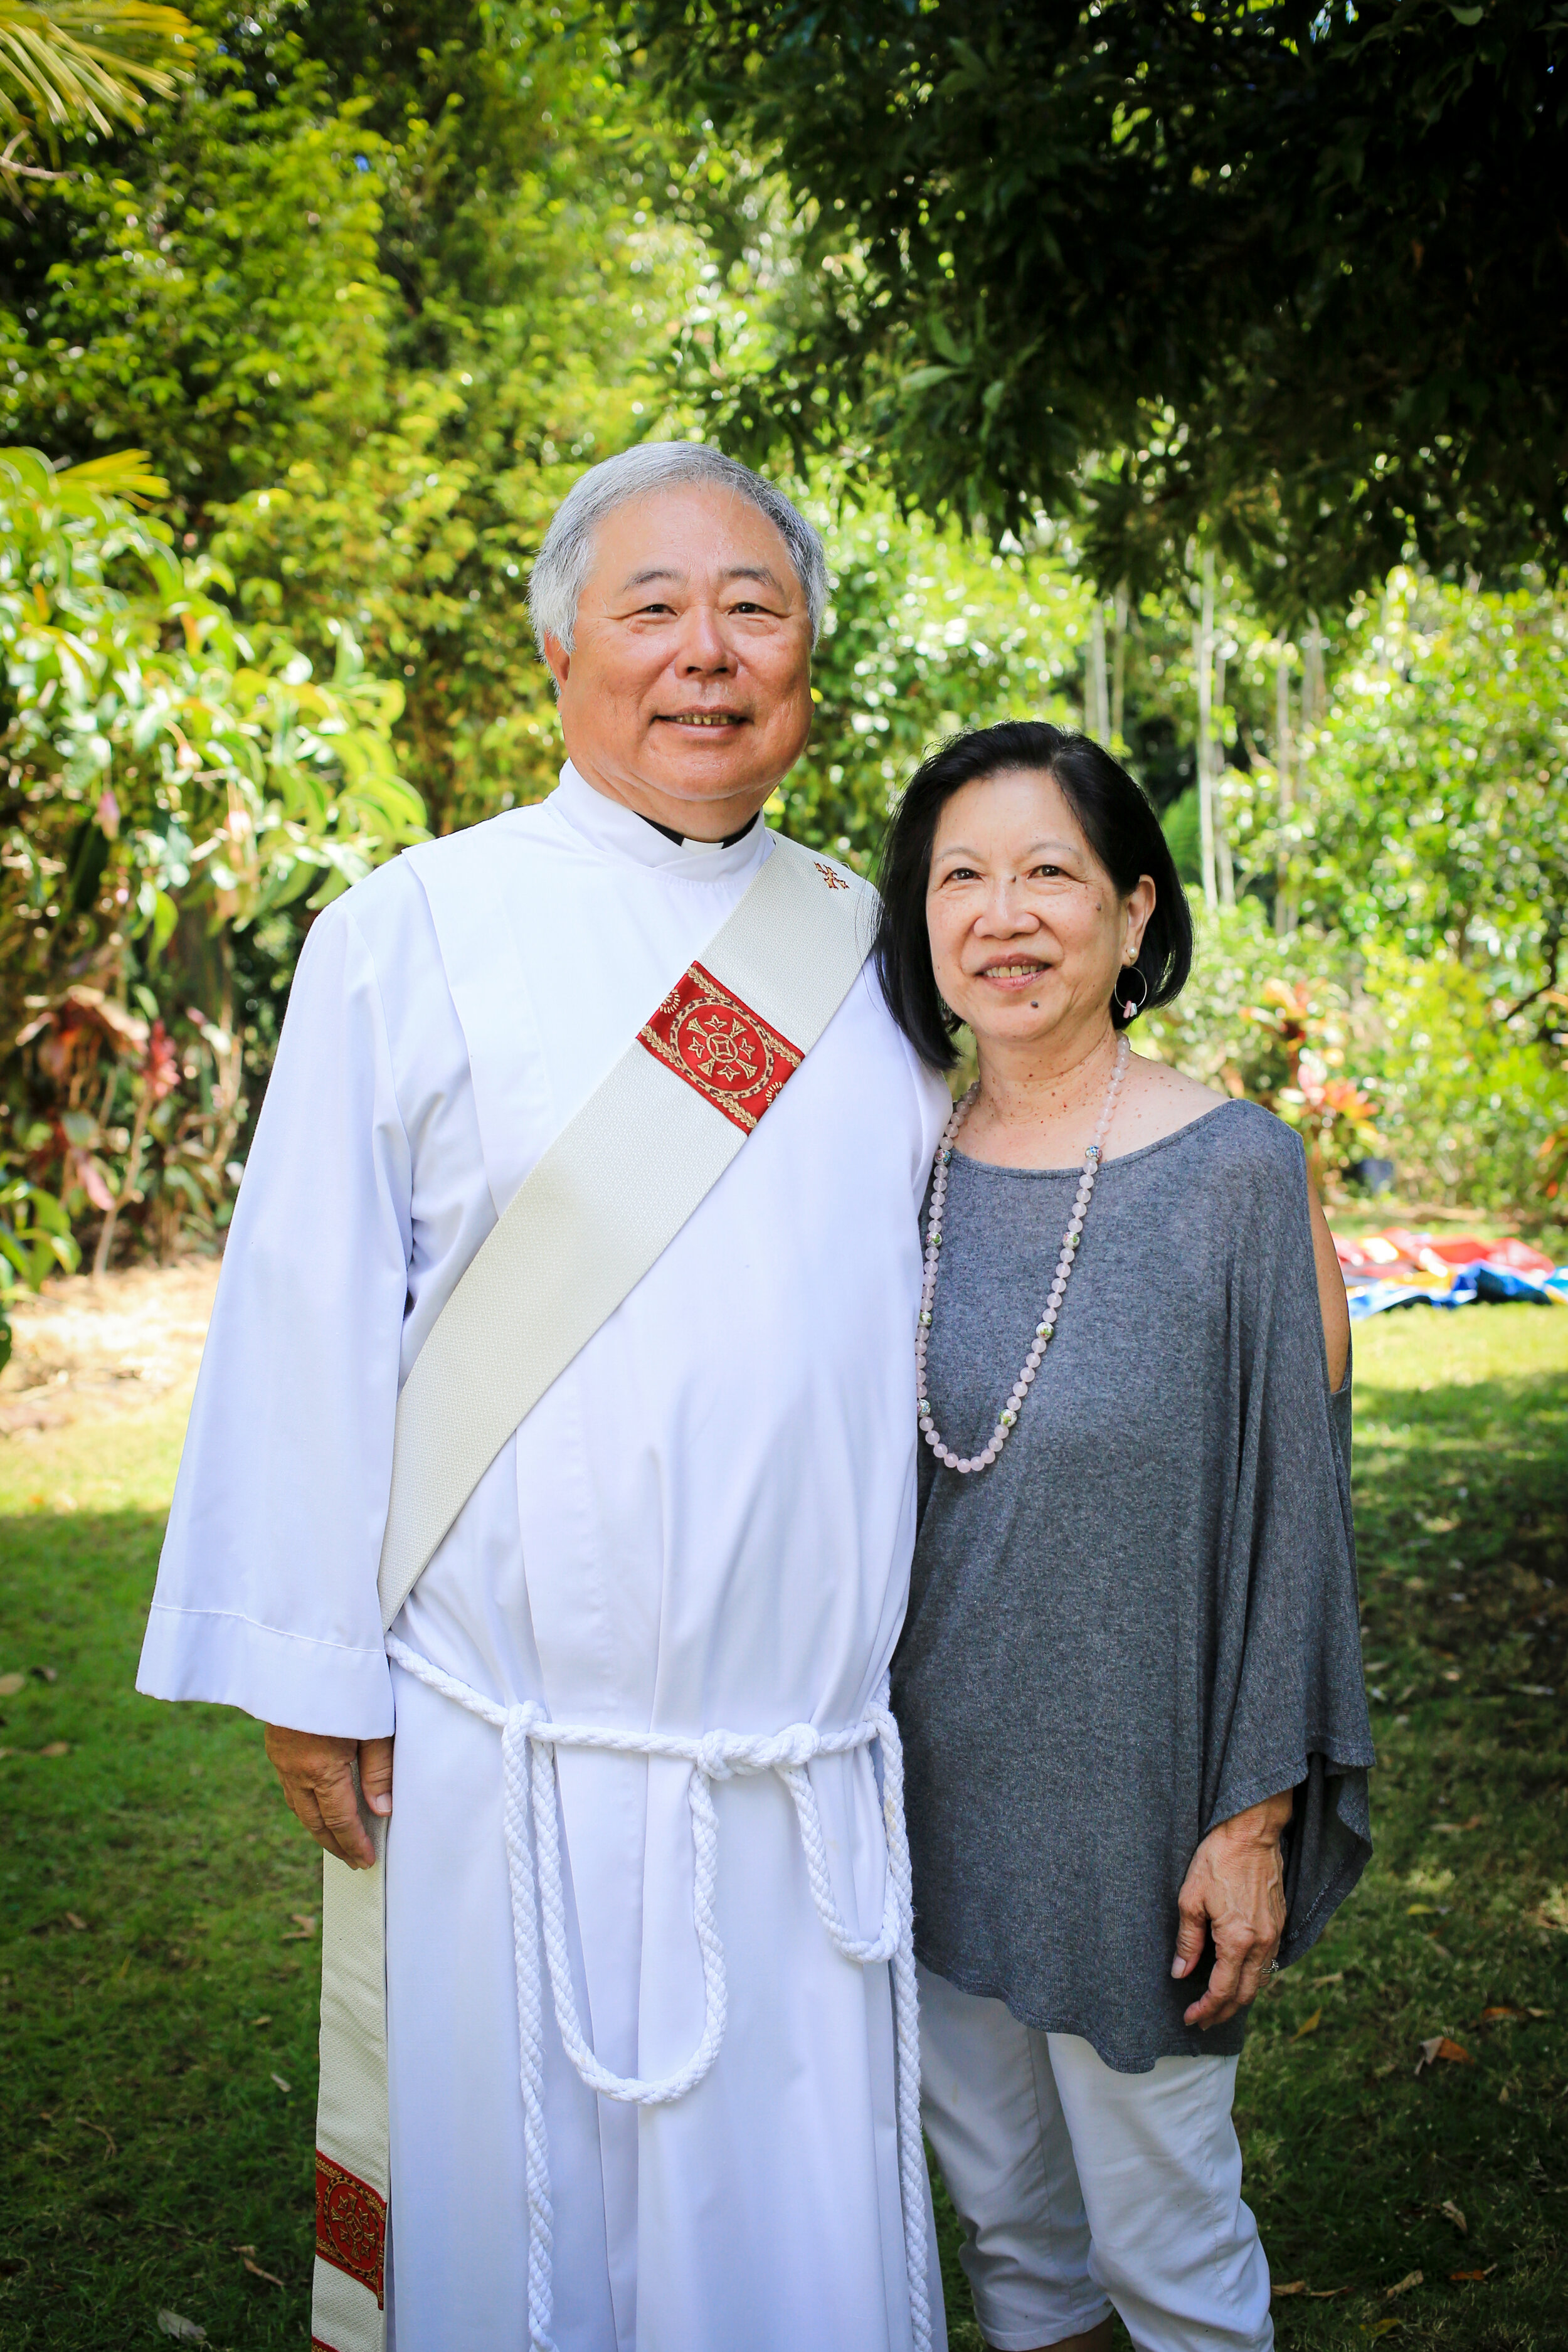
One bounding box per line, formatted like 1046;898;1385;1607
1123;873;1157;963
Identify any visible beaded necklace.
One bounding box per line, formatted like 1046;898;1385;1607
916;1034;1130;1475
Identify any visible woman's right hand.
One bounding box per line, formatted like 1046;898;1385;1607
1171;1788;1293;2028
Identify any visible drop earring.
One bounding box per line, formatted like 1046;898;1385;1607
1119;966;1149;1023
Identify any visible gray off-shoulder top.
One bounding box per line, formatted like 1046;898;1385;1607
893;1098;1375;2074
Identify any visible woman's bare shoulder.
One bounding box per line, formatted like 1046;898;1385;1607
1103;1048;1234;1158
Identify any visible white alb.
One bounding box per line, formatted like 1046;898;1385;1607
137;764;952;2352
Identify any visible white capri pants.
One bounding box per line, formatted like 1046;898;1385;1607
919;1967;1273;2352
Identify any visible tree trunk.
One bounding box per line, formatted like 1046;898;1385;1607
1274;653;1296;936
1213;645;1235;908
1195;553;1217;912
1111;583;1128;746
1088;603;1109;739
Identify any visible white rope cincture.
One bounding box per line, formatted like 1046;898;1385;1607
384;1634;930;2352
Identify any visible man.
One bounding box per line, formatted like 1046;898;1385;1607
137;444;950;2351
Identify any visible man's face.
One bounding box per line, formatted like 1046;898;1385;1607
544;485;815;838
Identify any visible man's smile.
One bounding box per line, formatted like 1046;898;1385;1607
657;711;748;729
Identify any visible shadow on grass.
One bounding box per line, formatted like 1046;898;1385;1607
0;1511;321;2348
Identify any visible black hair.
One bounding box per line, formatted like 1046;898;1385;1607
872;719;1194;1071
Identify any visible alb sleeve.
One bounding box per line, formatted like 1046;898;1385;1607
135;903;413;1737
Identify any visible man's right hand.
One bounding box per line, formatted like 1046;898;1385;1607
263;1725;393;1869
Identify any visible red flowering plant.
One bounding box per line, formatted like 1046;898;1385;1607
1237;979;1383;1191
1;444;425;1270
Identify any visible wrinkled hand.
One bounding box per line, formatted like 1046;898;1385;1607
263;1725;393;1870
1172;1788;1293;2028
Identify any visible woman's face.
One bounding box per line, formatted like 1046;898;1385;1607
925;766;1154;1057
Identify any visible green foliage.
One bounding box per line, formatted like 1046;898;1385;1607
776;506;1094;859
1293;573;1568;993
632;0;1568;610
0;68;393;505
0;1;709;829
1143;903;1568;1213
0;0;192;205
0;441;423;1256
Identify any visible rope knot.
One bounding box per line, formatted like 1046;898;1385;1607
771;1722;820;1770
506;1700;551;1745
696;1730;738;1781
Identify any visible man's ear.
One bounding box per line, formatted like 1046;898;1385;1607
543;633;570;695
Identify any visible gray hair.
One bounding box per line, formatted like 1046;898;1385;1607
527;442;829;655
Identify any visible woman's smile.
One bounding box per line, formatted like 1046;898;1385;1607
975;957;1052;988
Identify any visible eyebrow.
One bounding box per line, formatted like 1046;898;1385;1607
617;564;787;595
935;839;1081;861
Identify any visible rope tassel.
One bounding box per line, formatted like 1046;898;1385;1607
386;1636;931;2352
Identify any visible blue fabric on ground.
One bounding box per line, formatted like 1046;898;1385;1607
1346;1262;1568;1320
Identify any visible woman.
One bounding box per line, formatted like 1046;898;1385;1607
878;722;1374;2352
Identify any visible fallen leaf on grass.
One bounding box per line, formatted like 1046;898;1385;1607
282;1910;317;1942
1364;2321;1401;2338
64;1912;85;1931
1385;2271;1423;2297
1440;2200;1467;2235
1273;2282;1306;2297
30;1665;56;1683
75;2117;116;2156
156;2316;206;2344
1442;1670;1461;1683
38;1742;68;1759
1451;2267;1497;2283
1291;2009;1323;2042
0;1673;25;1697
1478;2005;1525;2022
1311;1971;1345;1987
270;2072;291;2094
1416;2037;1473;2074
232;2245;256;2255
1308;2288;1352;2299
250;2015;272;2028
241;2257;286;2288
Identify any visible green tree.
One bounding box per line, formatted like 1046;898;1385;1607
631;0;1568;608
0;1;709;827
1290;573;1568;1009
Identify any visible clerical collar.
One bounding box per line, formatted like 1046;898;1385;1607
635;809;760;853
551;761;771;881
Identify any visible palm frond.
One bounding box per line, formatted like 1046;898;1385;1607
0;1;191;140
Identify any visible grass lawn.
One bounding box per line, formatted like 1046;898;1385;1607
1;1305;1565;2351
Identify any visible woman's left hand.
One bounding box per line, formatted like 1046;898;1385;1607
1172;1789;1294;2028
